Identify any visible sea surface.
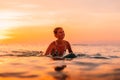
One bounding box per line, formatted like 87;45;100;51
0;44;120;80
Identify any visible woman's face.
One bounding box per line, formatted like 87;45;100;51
55;28;65;40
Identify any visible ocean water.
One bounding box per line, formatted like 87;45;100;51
0;44;120;80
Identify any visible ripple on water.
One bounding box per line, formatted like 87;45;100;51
0;72;39;78
73;61;99;66
48;71;68;80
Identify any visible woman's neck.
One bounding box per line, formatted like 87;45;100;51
56;39;64;44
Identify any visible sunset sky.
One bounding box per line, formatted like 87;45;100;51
0;0;120;44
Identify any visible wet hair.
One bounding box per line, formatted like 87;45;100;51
53;27;63;34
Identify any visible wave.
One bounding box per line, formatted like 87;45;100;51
0;50;43;57
0;50;120;60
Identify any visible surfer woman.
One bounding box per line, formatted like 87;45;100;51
45;27;73;57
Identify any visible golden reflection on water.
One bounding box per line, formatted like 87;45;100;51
0;56;120;80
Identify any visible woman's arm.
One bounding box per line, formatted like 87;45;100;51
66;41;73;53
45;42;54;55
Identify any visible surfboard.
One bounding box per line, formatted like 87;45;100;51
50;53;77;60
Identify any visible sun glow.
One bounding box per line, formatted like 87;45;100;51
0;30;12;40
0;11;21;40
0;35;11;40
0;10;24;28
0;0;120;44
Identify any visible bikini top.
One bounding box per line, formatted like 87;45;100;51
51;40;67;56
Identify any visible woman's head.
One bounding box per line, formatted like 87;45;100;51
53;27;65;40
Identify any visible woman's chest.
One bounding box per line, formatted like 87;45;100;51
55;44;66;51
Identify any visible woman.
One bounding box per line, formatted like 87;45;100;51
45;27;73;57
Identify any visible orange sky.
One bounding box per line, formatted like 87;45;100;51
0;0;120;44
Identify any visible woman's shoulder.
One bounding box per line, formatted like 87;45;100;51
50;41;56;45
63;40;70;45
